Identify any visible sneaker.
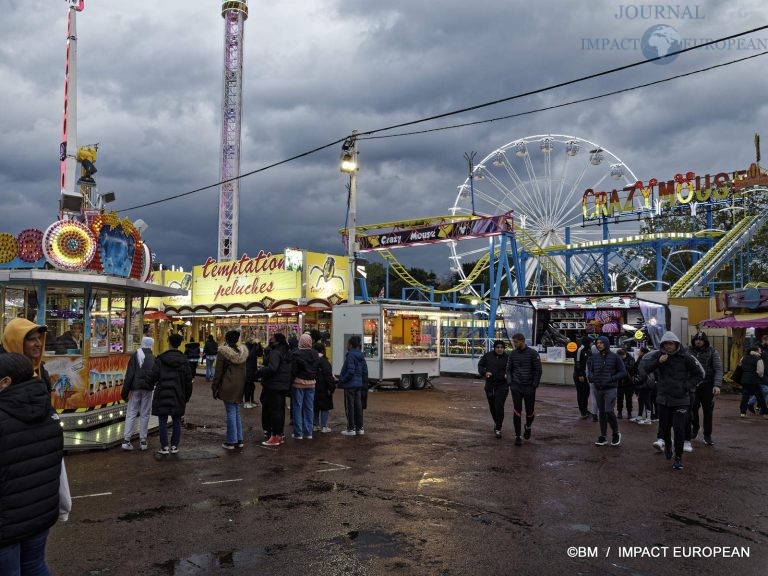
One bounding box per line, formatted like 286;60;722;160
514;436;522;446
305;435;313;440
595;436;608;446
157;446;169;455
243;402;254;409
652;438;665;452
140;439;148;451
261;435;281;447
313;425;321;432
611;433;621;446
683;441;693;453
170;446;179;454
703;436;714;446
580;412;590;420
629;416;641;423
494;429;502;439
673;458;684;470
278;435;285;445
222;442;236;450
291;434;303;440
237;440;244;448
356;429;365;436
340;429;357;436
321;426;332;434
740;413;746;418
638;418;653;425
523;426;532;440
121;441;133;451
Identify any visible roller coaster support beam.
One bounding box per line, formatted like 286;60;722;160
487;233;522;347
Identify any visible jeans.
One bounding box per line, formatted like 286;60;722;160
292;387;316;437
314;409;329;427
747;384;768;408
224;402;243;443
0;529;51;576
158;415;182;448
205;356;216;381
595;387;618;437
123;389;153;442
344;389;364;431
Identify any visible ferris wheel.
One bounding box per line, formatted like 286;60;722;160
448;134;640;295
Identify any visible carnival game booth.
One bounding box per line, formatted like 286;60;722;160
0;218;185;450
332;302;448;389
161;248;347;353
498;293;684;385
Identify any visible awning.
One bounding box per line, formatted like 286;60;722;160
144;310;173;321
699;312;768;328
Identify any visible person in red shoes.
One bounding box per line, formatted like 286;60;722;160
255;333;293;446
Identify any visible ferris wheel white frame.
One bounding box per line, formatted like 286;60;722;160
448;134;640;296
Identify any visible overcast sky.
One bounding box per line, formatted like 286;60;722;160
1;0;767;278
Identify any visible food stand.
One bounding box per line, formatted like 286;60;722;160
332;302;442;389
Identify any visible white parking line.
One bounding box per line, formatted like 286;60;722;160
201;478;243;485
72;492;112;499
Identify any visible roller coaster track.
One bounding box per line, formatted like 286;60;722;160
668;212;768;298
380;249;492;294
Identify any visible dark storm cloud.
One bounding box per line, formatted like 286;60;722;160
1;0;766;276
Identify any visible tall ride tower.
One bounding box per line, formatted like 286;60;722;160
218;1;248;262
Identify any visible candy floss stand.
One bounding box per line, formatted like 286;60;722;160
0;215;185;450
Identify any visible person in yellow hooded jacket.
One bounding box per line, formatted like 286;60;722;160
1;318;53;392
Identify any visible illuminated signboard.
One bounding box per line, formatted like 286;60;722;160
581;167;758;224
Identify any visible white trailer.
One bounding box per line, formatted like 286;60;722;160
331;303;441;389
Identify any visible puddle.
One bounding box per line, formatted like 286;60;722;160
155;548;266;575
118;504;186;522
329;530;404;561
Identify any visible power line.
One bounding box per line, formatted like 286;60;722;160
360;50;768;141
118;25;768;213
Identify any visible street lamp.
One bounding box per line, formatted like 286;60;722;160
340;131;358;304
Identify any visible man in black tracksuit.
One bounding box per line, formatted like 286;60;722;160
640;331;704;470
478;340;510;438
587;336;627;447
688;332;722;445
505;333;542;447
573;336;592;419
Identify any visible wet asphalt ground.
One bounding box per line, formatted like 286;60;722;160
48;376;767;576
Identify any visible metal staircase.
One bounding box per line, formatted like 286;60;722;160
668;212;768;297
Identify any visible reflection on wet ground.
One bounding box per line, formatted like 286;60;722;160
155;530;405;575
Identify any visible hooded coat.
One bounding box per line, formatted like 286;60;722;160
150;349;193;417
587;336;627;390
1;318;53;392
689;332;723;390
640;331;704;407
0;377;63;547
211;343;249;403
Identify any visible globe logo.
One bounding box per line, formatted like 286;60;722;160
641;24;682;64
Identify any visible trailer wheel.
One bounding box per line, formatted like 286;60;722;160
398;374;412;390
412;374;428;390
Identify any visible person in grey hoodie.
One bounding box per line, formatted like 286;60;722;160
121;336;156;451
640;331;704;470
587;336;627;447
211;330;249;450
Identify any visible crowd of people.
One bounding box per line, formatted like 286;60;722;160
119;329;368;454
479;329;768;471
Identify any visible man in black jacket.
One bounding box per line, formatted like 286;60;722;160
478;340;510;439
506;333;542;447
150;333;193;455
688;332;722;446
587;336;627;447
640;331;704;470
0;353;64;574
573;336;592;419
